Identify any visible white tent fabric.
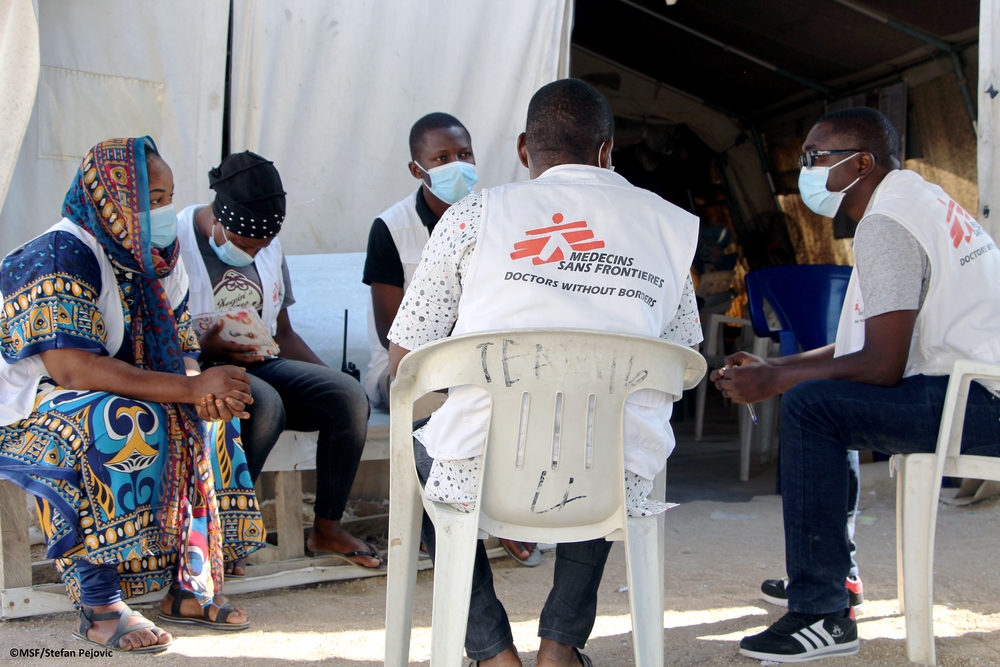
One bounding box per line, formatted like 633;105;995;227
0;0;39;216
570;47;776;225
979;0;1000;239
0;0;229;256
229;0;572;255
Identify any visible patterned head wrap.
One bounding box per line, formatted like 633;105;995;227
208;151;286;239
64;137;179;279
62;137;226;603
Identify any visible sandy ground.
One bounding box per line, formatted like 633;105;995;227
3;485;1000;666
4;395;1000;666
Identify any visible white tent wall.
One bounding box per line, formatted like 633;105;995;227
570;47;776;226
0;0;39;215
229;0;572;255
0;0;229;256
980;0;1000;239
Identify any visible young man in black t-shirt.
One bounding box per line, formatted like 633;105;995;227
362;112;476;408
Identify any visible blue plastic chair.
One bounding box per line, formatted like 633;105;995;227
745;265;853;355
741;264;854;480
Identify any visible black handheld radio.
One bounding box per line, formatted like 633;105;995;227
341;309;361;382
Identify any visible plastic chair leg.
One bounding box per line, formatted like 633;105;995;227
739;404;753;481
429;507;482;667
694;375;708;441
756;395;779;465
625;515;664;667
900;454;937;666
653;469;667;622
894;454;905;617
385;471;425;667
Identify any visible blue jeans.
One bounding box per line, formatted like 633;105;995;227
780;374;1000;615
238;358;369;521
77;562;123;607
413;430;612;661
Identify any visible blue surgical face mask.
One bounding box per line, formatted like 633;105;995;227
417;160;478;205
798;152;861;218
209;223;256;267
149;203;178;248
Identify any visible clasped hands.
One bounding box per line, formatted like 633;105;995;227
192;365;253;423
709;351;781;404
192;321;261;423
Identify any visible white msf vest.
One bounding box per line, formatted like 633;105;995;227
420;164;699;479
0;220;189;425
177;204;285;335
364;189;432;404
834;170;1000;389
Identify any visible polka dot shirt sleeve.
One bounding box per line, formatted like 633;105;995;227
388;192;483;351
660;274;702;346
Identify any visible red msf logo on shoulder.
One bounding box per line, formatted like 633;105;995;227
510;213;605;265
937;197;975;249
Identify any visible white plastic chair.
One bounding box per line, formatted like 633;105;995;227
693;313;777;480
384;329;706;667
894;360;1000;665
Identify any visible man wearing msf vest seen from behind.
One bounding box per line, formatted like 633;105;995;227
388;79;702;667
714;107;1000;663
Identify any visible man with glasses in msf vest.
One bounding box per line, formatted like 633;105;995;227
714;107;1000;662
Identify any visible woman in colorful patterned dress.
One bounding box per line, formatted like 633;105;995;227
0;137;266;652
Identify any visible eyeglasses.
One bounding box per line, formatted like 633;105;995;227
799;149;871;169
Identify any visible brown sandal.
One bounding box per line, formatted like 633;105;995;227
158;587;251;631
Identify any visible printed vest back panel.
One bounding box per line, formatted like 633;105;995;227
453;166;697;338
417;166;699;479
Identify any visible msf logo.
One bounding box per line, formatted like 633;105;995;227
938;197;976;248
510;213;605;265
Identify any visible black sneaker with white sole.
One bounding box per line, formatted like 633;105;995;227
761;576;864;608
740;610;859;662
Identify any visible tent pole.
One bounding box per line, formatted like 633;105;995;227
556;0;574;79
830;0;978;133
978;0;998;235
221;0;234;159
751;126;782;212
947;50;979;133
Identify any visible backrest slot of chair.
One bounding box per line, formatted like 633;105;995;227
551;391;563;470
515;391;530;470
585;393;595;471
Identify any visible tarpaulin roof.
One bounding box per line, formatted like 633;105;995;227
573;0;980;119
